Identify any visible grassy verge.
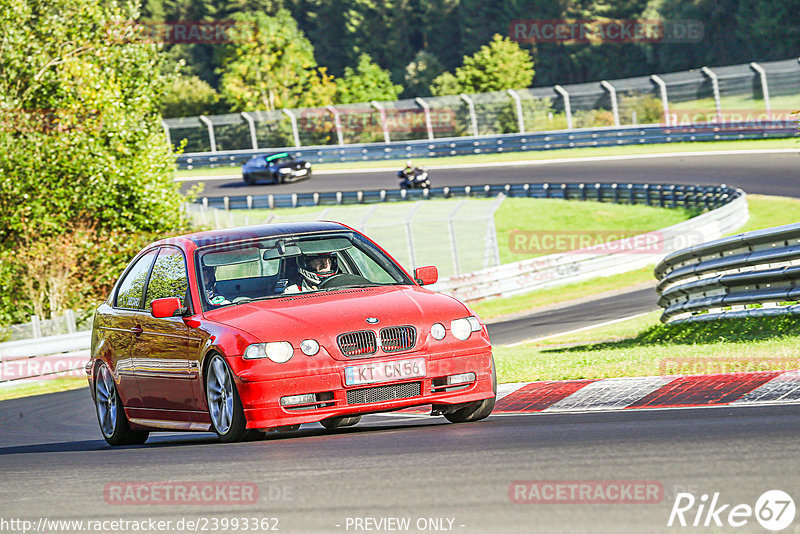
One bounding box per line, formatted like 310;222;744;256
494;312;800;382
175;138;797;178
0;377;87;402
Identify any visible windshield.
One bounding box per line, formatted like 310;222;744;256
195;231;413;311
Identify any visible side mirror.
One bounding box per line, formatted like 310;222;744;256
414;266;438;286
151;297;185;318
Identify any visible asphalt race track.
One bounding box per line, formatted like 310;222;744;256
2;150;800;533
2;389;800;533
180;152;800;198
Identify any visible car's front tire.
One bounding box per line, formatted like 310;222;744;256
243;173;254;185
206;354;256;443
320;415;361;429
442;359;496;424
94;363;149;446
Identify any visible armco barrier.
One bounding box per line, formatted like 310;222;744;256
656;222;800;323
0;332;91;383
196;182;740;212
431;187;747;302
177;121;798;170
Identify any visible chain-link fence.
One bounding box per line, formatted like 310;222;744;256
165;58;800;154
186;197;504;279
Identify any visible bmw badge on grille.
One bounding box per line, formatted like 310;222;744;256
365;317;379;324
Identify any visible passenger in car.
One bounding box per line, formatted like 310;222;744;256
202;265;231;305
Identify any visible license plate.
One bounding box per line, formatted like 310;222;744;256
344;358;426;386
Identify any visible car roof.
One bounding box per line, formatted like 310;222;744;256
175;221;350;248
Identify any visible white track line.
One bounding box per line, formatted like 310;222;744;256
177;148;798;182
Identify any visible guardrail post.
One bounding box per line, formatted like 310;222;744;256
650;75;670;127
595;183;602;202
643;184;651;206
198;115;217;152
701;67;723;123
415;97;435;140
240;112;259;150
447;200;466;276
507;89;525;133
281;109;301;147
65;309;76;334
600;80;620;126
161;120;172;148
553;85;573;130
30;315;41;338
325;105;345;145
628;183;634;204
543;183;550;199
459;94;479;137
371;101;391;143
749;62;772;120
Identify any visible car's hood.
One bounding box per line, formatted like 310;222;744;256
205;285;468;355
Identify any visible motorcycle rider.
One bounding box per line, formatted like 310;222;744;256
399;159;428;187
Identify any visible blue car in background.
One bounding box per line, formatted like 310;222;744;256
241;152;313;185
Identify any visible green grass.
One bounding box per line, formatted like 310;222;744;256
736;194;800;234
494;312;800;382
495;198;695;264
0;377;87;402
175;137;797;177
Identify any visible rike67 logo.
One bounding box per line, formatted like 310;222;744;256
668;490;796;531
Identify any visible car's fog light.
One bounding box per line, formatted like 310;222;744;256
450;318;472;340
280;393;316;406
447;372;476;385
431;323;446;340
300;339;319;356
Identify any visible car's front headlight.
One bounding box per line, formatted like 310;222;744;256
450;316;483;341
304;161;311;168
244;342;294;363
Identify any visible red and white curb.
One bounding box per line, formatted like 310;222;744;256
390;370;800;417
493;370;800;413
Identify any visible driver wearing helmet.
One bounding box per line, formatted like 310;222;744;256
285;253;339;293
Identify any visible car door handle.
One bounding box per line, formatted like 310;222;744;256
131;326;143;336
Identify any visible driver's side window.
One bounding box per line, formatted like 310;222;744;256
145;247;189;310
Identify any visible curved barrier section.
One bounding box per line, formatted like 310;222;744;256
177;121;797;169
656;222;800;323
432;185;747;302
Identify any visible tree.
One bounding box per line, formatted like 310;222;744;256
162;75;220;118
403;50;445;97
0;0;187;323
217;9;336;111
430;34;535;96
335;53;403;104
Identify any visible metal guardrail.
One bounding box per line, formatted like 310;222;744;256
197;181;740;211
177;121;798;170
656;222;800;323
432;185;747;302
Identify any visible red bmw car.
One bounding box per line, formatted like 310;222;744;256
88;222;495;446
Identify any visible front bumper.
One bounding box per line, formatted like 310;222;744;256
237;350;494;430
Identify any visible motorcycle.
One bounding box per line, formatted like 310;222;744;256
398;167;431;189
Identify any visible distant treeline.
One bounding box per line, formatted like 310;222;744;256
141;0;800;113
